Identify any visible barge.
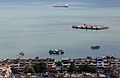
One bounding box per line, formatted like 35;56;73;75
72;25;109;30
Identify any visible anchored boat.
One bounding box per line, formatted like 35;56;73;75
72;24;109;30
54;4;69;8
49;49;64;55
91;45;100;50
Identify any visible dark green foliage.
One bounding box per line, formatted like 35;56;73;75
35;56;39;60
68;63;76;73
24;66;35;73
55;61;62;66
78;64;97;73
90;66;97;73
33;62;48;73
86;56;92;59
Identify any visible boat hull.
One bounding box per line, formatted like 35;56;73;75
72;25;109;30
49;49;64;55
54;6;68;7
91;46;100;50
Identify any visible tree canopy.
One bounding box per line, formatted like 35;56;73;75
33;62;48;73
24;66;35;73
68;63;76;73
78;64;97;73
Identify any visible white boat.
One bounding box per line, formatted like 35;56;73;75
49;49;64;55
54;4;69;7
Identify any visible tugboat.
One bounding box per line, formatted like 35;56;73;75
91;45;100;50
49;49;64;55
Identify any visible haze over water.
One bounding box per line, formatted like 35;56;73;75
0;0;120;59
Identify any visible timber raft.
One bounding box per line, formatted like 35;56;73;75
72;24;109;30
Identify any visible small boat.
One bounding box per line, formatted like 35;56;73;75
54;4;69;8
49;49;64;55
91;45;100;50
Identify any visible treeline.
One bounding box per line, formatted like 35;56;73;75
24;62;47;73
24;62;97;74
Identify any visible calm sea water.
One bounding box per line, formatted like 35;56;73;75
0;0;120;60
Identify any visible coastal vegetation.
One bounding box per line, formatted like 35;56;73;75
24;62;48;74
24;66;35;73
33;62;48;73
78;64;97;73
68;63;76;73
68;63;97;73
55;61;62;66
24;61;97;74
